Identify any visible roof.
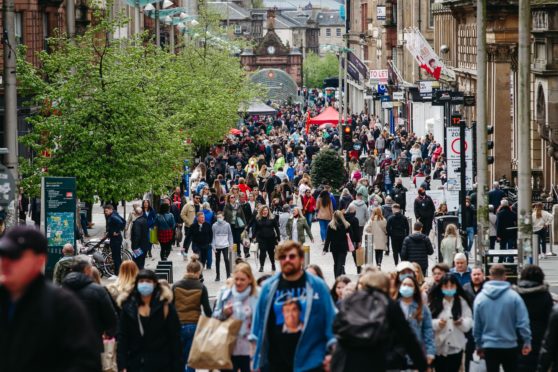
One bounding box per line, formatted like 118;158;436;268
239;101;278;115
262;0;343;10
207;2;251;21
315;11;343;26
270;13;301;28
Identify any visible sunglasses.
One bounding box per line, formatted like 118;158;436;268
278;253;299;261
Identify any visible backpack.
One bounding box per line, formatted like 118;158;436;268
333;288;390;348
113;213;126;231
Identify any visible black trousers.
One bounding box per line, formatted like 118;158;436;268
110;235;123;275
221;355;251;372
332;250;347;278
434;351;463;372
215;248;231;279
375;250;384;266
485;348;518;372
160;242;172;261
259;240;276;269
390;236;405;265
183;225;193;252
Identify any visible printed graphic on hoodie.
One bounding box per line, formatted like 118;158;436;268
272;285;307;333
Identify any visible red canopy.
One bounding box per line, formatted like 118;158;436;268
307;107;352;126
229;128;242;135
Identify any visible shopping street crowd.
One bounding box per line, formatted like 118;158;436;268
1;102;558;372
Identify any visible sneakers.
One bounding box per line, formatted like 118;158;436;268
259;267;264;272
539;253;547;260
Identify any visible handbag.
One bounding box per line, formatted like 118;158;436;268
175;225;183;242
355;246;365;266
149;227;158;244
188;315;243;370
346;233;355;252
101;338;117;372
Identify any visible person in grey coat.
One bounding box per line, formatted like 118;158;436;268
212;211;234;281
278;204;291;241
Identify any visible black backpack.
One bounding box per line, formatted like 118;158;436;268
333;287;390;348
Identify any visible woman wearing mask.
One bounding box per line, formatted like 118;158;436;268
286;207;314;246
363;207;388;269
324;211;351;278
213;263;259;372
428;275;472;372
154;203;176;261
172;255;212;372
223;194;247;256
532;202;553;260
440;224;463;265
142;199;157;258
392;275;435;370
117;269;182;372
252;205;280;273
316;190;334;242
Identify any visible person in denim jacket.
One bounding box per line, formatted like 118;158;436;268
250;241;337;372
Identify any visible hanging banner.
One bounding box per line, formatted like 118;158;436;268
348;51;368;79
404;27;455;81
341;58;361;82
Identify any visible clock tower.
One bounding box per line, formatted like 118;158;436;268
240;8;303;86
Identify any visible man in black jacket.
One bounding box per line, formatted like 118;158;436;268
131;207;149;269
401;221;434;275
414;188;436;236
391;179;408;214
496;199;517;263
190;212;213;269
345;205;362;274
62;256;118;351
0;226;100;371
386;204;409;265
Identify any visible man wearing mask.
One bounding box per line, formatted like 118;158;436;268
251;241;336;372
391;178;408;214
0;226;100;371
386;203;409;265
414;188;435;236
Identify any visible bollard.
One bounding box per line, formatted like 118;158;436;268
364;233;374;266
532;234;539;266
229;244;238;273
407;217;413;235
303;244;310;268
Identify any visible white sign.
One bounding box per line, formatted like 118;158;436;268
445;126;474;191
381;101;393;109
419;81;433;94
377;5;386;20
393;91;404;101
370;69;389;84
406;189;460;215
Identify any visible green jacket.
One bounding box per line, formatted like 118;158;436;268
286;217;313;244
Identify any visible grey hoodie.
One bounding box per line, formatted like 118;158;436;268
212;219;234;249
349;199;369;226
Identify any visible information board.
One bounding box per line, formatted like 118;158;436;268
41;177;77;274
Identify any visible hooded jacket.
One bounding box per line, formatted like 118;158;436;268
212;219;234;249
473;280;532;349
348;199;369;226
62;272;117;347
387;212;409;239
401;233;434;272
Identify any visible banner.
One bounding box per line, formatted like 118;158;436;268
341;58;361;82
404;27;455;81
348;51;368;78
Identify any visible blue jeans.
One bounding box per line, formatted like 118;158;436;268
536;228;547;254
318;219;329;241
466;227;475;253
305;212;314;228
181;323;197;372
194;244;212;269
385;183;393;194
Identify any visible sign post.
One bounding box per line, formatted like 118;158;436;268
41;177;77;277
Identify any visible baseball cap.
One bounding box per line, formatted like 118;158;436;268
396;261;415;273
0;226;48;259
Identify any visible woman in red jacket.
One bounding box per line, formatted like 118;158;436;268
301;189;317;227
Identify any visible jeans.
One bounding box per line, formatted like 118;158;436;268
195;244;212;269
390;236;404;265
385;183;393;195
332;250;347;277
498;238;516;263
305;212;314;228
110;235;123;275
485;347;518;372
215;247;230;279
466;227;475;253
180;323;197;372
535;227;547;254
318;219;329;241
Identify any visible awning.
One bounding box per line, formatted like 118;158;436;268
307;107;351;126
239;101;277;116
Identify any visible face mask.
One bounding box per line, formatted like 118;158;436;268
217;216;224;222
418;190;425;196
398;273;412;282
137;282;154;296
399;286;415;298
442;288;456;297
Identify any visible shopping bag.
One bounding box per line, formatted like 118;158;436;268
355;246;365;266
469;352;487;372
346;233;355;252
175;226;183;242
250;242;259;253
101;338;117;372
187;315;243;370
149;227;158;244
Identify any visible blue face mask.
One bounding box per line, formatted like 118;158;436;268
399;286;414;298
442;288;457;297
399;273;413;282
137;282;154;296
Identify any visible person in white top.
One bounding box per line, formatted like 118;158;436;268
428;274;473;371
532;202;553;259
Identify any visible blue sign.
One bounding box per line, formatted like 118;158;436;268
183;160;190;198
377;85;387;94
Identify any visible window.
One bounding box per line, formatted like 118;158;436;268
14;13;23;45
361;3;368;33
234;24;242;34
336;28;341;37
326;28;331;37
429;0;435;28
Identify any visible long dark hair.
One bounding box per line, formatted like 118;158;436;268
397;275;423;321
428;274;472;320
133;269;160;305
319;190;331;208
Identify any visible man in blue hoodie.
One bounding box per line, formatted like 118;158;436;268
473;264;532;372
250;240;336;372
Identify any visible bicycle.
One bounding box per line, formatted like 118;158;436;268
79;237;133;277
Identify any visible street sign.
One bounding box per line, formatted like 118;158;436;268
445;127;473;191
464;95;476;106
377;84;387;94
393;91;404;101
382;101;394;109
41;177;77;275
419;81;433;94
370;69;388;84
0;164;15;208
377;5;386;20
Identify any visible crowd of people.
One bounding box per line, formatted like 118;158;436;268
1;101;558;372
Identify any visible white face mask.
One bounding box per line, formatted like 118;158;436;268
217;216;224;222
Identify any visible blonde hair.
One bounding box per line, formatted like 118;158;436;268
411;262;425;286
444;223;459;238
233;262;258;296
116;261;140;289
256;205;274;220
329;210;350;230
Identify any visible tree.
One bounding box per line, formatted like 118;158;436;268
310;148;345;190
303;52;339;88
17;9;261;201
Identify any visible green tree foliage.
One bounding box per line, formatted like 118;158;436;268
303;52;339;88
18;8;260;201
310;148;345;190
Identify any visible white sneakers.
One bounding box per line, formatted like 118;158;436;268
539;253;547;260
